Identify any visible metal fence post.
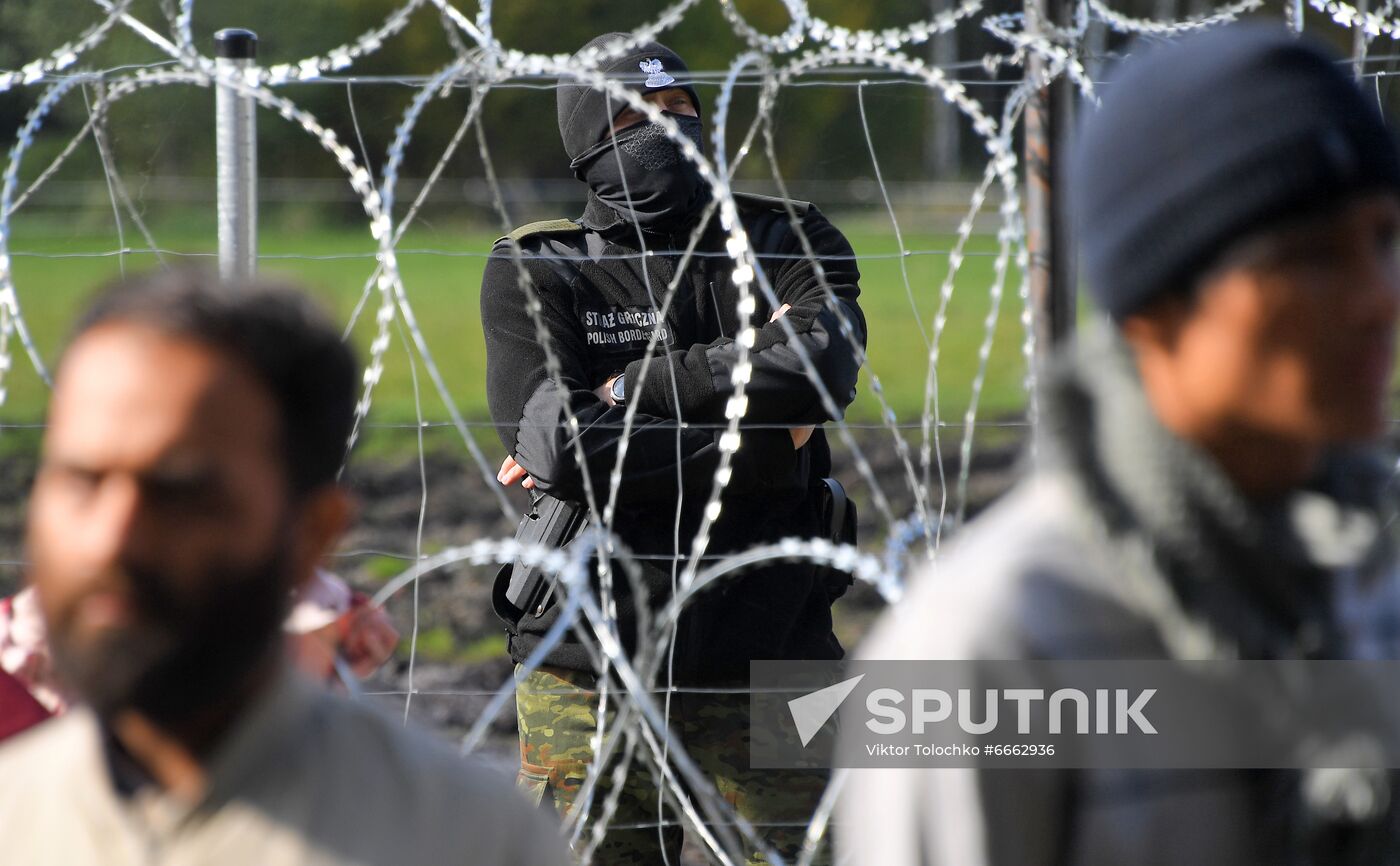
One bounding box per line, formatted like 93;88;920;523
1025;0;1077;365
215;28;258;282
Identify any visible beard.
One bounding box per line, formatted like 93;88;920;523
47;539;294;728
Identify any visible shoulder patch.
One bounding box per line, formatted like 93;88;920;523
494;218;583;247
732;192;812;220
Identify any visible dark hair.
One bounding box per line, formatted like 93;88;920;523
1150;197;1370;317
70;269;359;495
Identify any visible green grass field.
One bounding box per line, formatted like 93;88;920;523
2;217;1031;450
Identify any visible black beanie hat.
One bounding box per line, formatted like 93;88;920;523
1070;23;1400;320
556;33;702;162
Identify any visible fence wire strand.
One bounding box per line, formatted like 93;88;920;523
1;2;1382;863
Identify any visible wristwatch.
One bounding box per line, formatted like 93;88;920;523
609;373;627;405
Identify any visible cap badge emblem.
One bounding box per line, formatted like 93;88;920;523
640;58;675;89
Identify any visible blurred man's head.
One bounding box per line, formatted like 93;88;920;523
25;270;357;727
1121;195;1400;447
556;34;708;232
1072;24;1400;458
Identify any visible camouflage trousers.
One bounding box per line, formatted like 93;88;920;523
514;664;832;865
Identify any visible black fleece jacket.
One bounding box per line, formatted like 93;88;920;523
480;192;866;682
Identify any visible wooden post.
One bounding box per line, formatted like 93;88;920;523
1025;0;1077;362
926;0;961;179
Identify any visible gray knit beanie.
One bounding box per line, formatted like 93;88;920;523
1071;23;1400;320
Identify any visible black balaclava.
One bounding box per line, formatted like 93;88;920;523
557;33;708;234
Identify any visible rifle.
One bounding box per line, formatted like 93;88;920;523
492;490;589;625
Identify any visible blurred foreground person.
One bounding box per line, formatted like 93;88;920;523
0;569;398;719
0;271;566;866
0;668;49;741
0;583;67;714
840;24;1400;866
283;569;400;683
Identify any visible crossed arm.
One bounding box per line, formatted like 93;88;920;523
481;210;865;504
499;302;812;490
616;206;866;427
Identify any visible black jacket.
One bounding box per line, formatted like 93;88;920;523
480;193;867;682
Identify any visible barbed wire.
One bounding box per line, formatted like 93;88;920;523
1;1;1391;863
3;247;1007;260
0;419;1036;430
